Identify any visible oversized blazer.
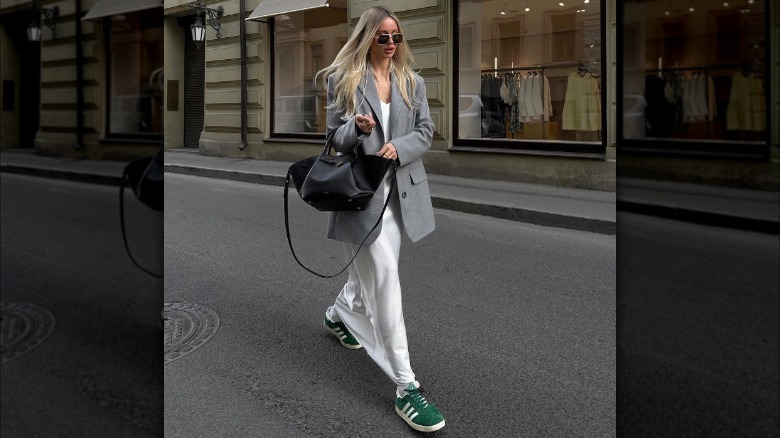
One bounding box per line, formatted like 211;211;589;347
326;69;436;245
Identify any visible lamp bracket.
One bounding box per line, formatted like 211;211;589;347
189;1;224;45
28;0;59;39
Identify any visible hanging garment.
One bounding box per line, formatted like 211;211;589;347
562;72;601;131
506;75;522;134
707;75;717;122
542;75;552;122
727;72;765;131
499;77;509;103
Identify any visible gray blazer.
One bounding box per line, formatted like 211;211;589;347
326;70;436;245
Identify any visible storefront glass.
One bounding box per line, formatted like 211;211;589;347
621;0;768;144
456;0;603;148
107;9;164;136
272;8;347;136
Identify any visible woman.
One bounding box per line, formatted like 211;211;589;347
315;6;444;433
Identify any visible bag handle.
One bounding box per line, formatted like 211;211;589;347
283;166;397;279
119;151;164;279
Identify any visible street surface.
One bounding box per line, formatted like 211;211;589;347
0;173;163;437
164;173;617;437
617;212;779;436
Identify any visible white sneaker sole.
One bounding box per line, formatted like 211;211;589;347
395;406;445;432
323;320;363;350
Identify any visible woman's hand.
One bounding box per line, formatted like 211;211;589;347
355;113;375;135
377;142;397;161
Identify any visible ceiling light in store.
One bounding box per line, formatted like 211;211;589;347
723;2;729;6
584;0;590;3
748;0;754;3
501;11;506;14
559;2;565;6
689;6;694;11
525;7;530;11
664;10;670;15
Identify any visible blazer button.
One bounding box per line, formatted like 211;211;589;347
401;192;407;199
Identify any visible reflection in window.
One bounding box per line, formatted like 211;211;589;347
457;0;603;144
273;8;347;135
107;10;163;136
622;0;767;142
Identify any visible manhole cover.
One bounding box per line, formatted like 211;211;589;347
164;302;220;365
1;302;56;365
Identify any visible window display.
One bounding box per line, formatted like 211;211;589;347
272;8;347;136
621;0;767;142
107;9;163;136
457;0;603;146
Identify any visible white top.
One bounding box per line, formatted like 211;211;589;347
380;101;391;143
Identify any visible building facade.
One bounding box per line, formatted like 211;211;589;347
2;0;777;189
0;0;163;160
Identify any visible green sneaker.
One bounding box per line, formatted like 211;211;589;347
395;382;445;432
323;312;362;350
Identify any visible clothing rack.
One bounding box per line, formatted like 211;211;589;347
644;62;759;75
481;61;595;75
478;61;601;138
643;63;747;136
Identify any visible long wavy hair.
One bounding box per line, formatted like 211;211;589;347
315;6;417;120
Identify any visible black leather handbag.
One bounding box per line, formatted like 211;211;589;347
284;130;396;278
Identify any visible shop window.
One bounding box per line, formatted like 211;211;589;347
455;0;604;152
272;8;347;136
105;9;163;137
619;0;768;151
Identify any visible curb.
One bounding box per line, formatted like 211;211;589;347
0;164;122;186
165;164;617;235
164;164;286;187
617;200;779;235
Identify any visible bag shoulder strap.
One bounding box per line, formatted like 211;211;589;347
283;166;397;279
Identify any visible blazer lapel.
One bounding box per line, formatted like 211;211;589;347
358;70;384;140
389;71;406;139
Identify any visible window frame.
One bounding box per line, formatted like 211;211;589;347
451;0;608;157
268;15;343;141
615;0;772;159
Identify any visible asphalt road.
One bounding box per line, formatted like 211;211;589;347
617;212;779;437
0;173;163;437
164;173;617;437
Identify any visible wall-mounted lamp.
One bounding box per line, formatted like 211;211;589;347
188;1;224;48
27;0;59;42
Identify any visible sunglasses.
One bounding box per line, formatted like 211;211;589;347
375;33;403;45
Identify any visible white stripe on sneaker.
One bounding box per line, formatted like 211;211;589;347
409;412;419;421
405;406;415;416
402;402;410;413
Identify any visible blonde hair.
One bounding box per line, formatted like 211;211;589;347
315;6;417;120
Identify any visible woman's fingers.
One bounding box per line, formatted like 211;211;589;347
355;114;376;133
376;142;397;159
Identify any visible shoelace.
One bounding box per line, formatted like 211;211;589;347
407;389;430;409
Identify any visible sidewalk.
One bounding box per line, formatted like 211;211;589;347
3;148;778;235
161;148;617;235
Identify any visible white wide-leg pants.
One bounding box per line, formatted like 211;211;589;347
328;177;415;386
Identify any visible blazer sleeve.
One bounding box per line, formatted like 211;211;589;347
326;74;368;154
389;75;435;167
